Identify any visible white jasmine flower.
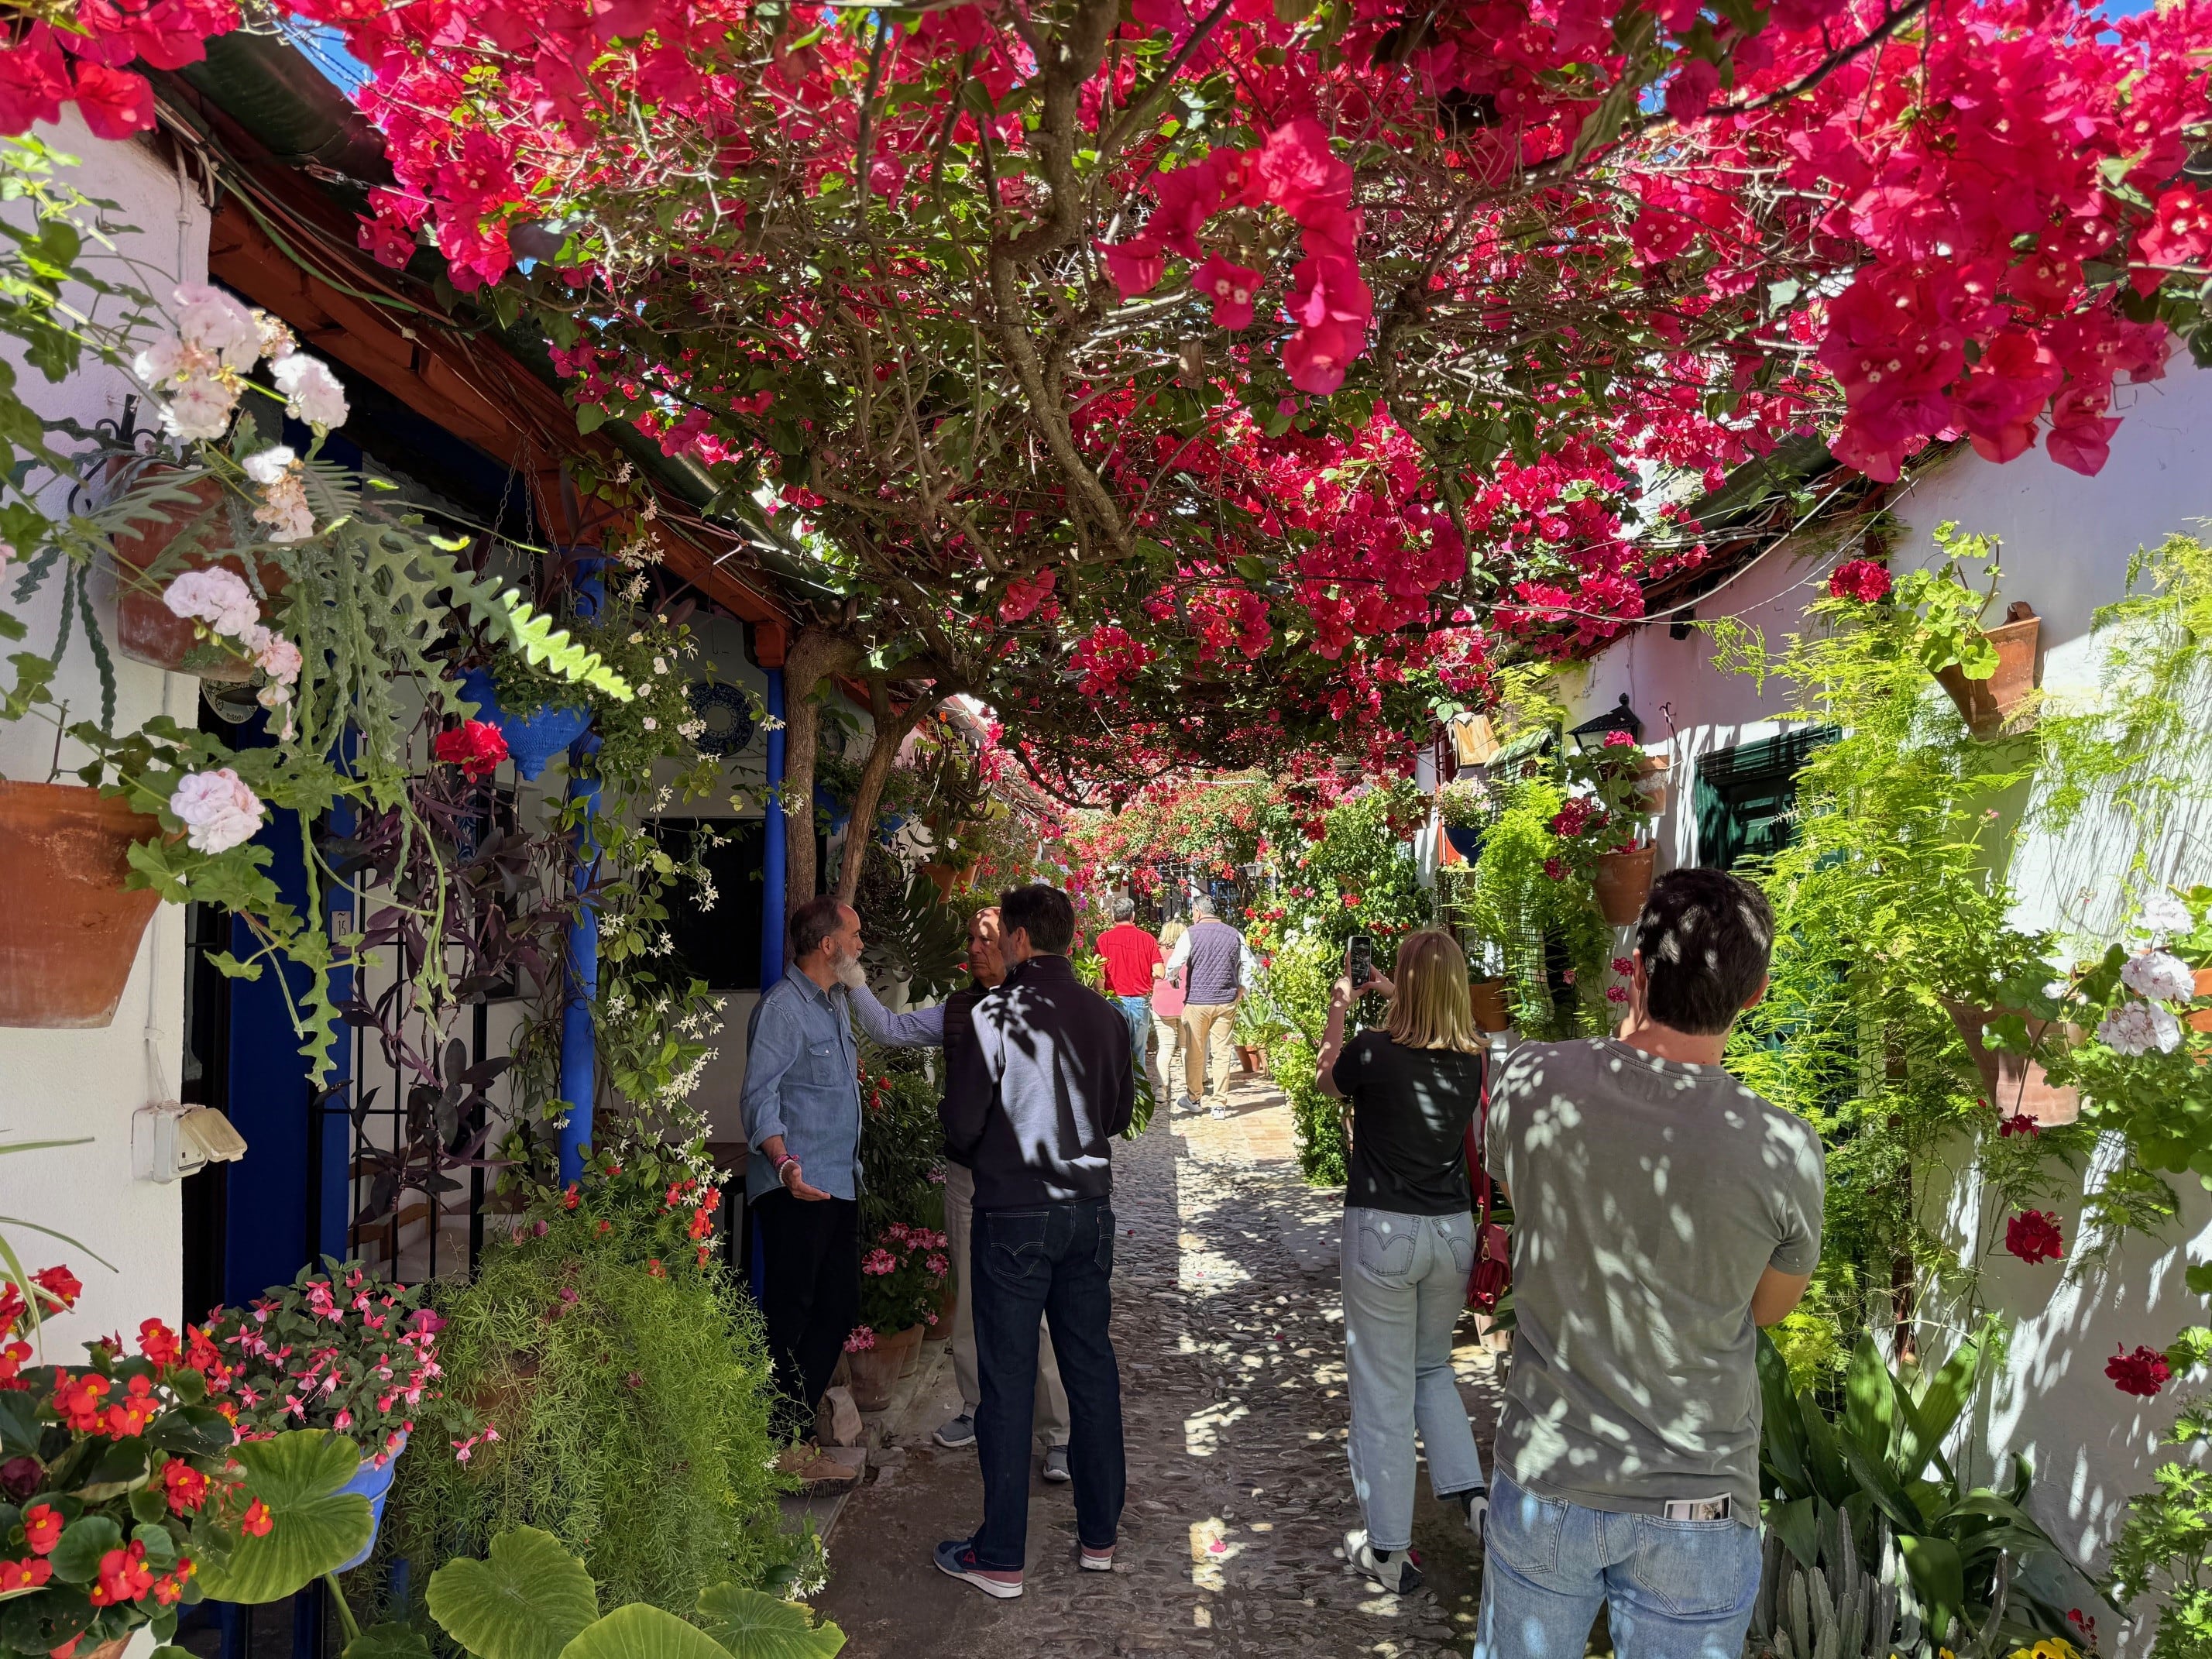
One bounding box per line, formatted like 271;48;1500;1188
271;352;349;429
2122;949;2197;1004
2100;1000;2183;1056
2138;894;2195;940
163;567;260;637
173;284;260;369
170;767;265;854
160;375;240;441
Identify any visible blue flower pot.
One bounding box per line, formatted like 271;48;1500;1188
334;1432;407;1574
815;781;850;836
458;668;590;782
1444;824;1486;862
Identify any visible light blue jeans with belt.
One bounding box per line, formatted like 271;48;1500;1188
1340;1206;1486;1551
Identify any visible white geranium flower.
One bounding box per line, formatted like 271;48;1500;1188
271;352;349;429
254;311;297;363
173;284;260;370
2139;894;2195;940
2100;1000;2183;1057
169;767;264;854
132;335;189;386
160;375;239;442
242;445;296;486
2122;949;2197;1004
163;568;260;637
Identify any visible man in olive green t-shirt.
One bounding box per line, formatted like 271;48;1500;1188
1479;867;1826;1659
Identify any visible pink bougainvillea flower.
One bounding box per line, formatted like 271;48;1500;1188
70;61;155;140
1192;255;1262;330
2004;1209;2063;1265
1097;238;1166;300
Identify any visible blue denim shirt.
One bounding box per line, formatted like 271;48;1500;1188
740;972;943;1202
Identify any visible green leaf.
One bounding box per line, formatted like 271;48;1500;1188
428;1527;600;1659
1766;1496;1821;1575
347;1623;435;1659
558;1604;737;1659
191;1430;373;1605
149;1403;242;1458
1897;1533;1965;1638
49;1516;122;1585
0;1389;39;1458
696;1583;847;1659
1956;633;2001;681
1897;1325;1984;1479
2184;1262;2212;1298
1840;1333;1897;1457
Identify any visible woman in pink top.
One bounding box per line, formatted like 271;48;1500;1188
1150;919;1189;1108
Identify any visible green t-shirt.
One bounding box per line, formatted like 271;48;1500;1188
1487;1037;1826;1520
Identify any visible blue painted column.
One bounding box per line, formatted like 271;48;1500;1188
556;560;605;1184
759;667;787;991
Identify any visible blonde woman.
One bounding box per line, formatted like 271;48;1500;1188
1150;919;1190;1107
1314;929;1490;1595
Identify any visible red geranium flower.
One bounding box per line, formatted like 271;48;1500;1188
2108;1345;2172;1398
22;1503;62;1554
33;1266;81;1310
1998;1112;2040;1139
1829;558;1893;603
434;719;510;781
139;1318;183;1369
241;1499;273;1537
2004;1209;2063;1264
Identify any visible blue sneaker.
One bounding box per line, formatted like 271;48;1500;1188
934;1538;1024;1599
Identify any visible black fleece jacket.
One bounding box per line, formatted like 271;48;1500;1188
941;953;1135;1210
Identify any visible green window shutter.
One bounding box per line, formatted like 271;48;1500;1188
1693;726;1839;871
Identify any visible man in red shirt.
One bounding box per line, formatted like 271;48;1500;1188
1095;897;1163;1080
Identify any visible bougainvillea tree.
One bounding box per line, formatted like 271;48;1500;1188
9;0;2208;788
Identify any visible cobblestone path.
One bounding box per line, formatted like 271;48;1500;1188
814;1075;1502;1658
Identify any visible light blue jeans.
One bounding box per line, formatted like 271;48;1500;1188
1115;995;1150;1074
1474;1472;1763;1659
1341;1207;1486;1551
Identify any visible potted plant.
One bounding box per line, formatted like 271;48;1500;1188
1825;528;2040;740
0;1261;382;1659
1434;777;1494;862
1565;733;1664;926
847;1224;948;1407
196;1259;443;1574
0;781;163;1027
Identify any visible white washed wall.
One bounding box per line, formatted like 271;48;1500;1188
0;116;209;1358
1561;357;2212;1632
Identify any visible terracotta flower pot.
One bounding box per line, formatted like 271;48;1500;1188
2190;967;2212;1037
919;861;958;899
1237;1043;1266;1074
1934;603;2041;740
0;781;163;1028
1593;844;1656;926
106;467;285;682
1941;1000;2081;1125
891;1321;925;1379
846;1341;901;1411
1633;754;1671;815
1469;977;1512;1033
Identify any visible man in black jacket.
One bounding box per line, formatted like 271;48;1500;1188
933;882;1134;1599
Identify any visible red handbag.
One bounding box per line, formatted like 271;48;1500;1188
1462;1062;1511;1313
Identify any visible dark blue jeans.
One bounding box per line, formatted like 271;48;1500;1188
968;1197;1125;1570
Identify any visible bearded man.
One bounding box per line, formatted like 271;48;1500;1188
741;894;938;1479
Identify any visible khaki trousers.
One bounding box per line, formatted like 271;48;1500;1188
1181;1002;1240;1103
942;1161;1069;1447
1149;1009;1185;1104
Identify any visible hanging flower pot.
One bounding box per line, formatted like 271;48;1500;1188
1593;844;1656;927
2193;968;2212;1037
1935;602;2041;740
106;467;284;683
456;668;589;783
1941;1001;2080;1125
1469;977;1512;1033
919;861;959;898
1442;823;1486;862
331;1432;408;1574
0;781;162;1028
1633;754;1671;815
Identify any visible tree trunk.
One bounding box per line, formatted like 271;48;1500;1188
834;680;938;905
779;627;863;915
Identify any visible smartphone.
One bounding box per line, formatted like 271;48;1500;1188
1347;934;1374;988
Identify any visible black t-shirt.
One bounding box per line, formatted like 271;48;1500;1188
1331;1031;1486;1215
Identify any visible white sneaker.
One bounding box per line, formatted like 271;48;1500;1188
1342;1529;1423;1593
1208;1101;1229;1120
